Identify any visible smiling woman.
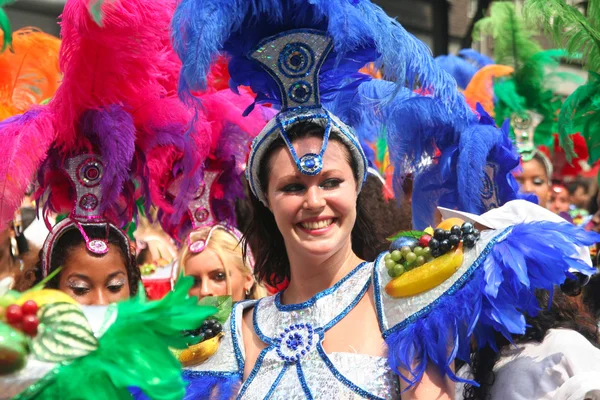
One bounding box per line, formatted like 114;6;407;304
247;121;377;289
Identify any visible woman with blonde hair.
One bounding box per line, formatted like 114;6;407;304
177;224;266;301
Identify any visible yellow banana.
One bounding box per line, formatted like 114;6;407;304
16;289;78;307
385;244;464;298
178;332;224;367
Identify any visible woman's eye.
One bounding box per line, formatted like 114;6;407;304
107;283;124;293
533;178;546;186
214;272;226;281
71;287;89;296
281;184;305;193
321;179;342;189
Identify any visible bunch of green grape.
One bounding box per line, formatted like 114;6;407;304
384;245;435;278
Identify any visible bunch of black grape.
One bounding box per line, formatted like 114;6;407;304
183;317;222;341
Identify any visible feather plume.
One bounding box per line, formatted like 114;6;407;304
51;0;177;151
0;109;55;230
524;0;600;73
474;2;542;69
172;0;467;115
463;65;514;115
458;48;494;69
476;3;573;152
435;54;478;89
0;0;16;51
524;0;600;163
79;105;136;214
0;28;61;120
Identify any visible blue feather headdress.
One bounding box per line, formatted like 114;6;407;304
171;0;482;205
172;0;521;225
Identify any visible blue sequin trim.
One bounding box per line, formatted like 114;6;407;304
381;227;513;338
264;364;290;400
322;278;371;332
237;347;270;399
232;300;257;374
371;252;387;333
183;370;242;379
296;362;315;400
275;261;368;311
316;343;386;400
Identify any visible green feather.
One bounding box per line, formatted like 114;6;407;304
559;72;600;163
0;0;17;52
475;2;576;157
19;276;218;400
524;0;600;73
474;2;542;69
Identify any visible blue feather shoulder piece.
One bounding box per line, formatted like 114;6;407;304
375;202;600;388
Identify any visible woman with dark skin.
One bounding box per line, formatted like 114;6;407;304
513;152;552;208
35;226;140;305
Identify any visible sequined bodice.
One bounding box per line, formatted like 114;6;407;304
185;261;401;399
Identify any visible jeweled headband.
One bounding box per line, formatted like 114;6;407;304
245;29;368;205
41;154;130;277
512;111;554;178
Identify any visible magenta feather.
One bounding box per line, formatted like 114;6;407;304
0;108;55;230
50;0;178;152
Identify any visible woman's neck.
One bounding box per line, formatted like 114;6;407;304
281;241;362;305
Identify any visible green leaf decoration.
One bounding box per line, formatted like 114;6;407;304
387;230;426;242
31;303;98;363
197;295;233;323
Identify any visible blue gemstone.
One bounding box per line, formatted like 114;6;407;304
301;350;306;355
285;328;289;333
304;158;315;168
298;323;304;328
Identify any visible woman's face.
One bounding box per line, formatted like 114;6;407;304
548;185;571;214
513;158;550;207
58;243;130;305
185;249;252;302
265;137;358;260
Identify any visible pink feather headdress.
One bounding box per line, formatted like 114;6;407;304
0;0;201;274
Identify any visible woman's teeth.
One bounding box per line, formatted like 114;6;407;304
300;219;334;230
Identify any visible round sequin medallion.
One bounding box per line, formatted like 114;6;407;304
194;208;209;223
288;81;312;104
79;194;99;211
278;42;314;78
189;240;206;254
276;323;315;364
87;240;108;254
77;159;104;188
299;153;322;175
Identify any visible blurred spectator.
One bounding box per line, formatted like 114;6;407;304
568;178;592;210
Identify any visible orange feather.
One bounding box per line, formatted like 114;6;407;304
0;27;61;120
463;64;514;117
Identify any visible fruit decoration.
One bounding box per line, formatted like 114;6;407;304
177;295;232;366
384;219;481;297
140;263;158;276
386;244;464;298
0;267;98;376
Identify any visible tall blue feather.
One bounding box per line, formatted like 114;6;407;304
172;0;467;115
435;54;478;89
386;221;600;387
458;48;494;69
